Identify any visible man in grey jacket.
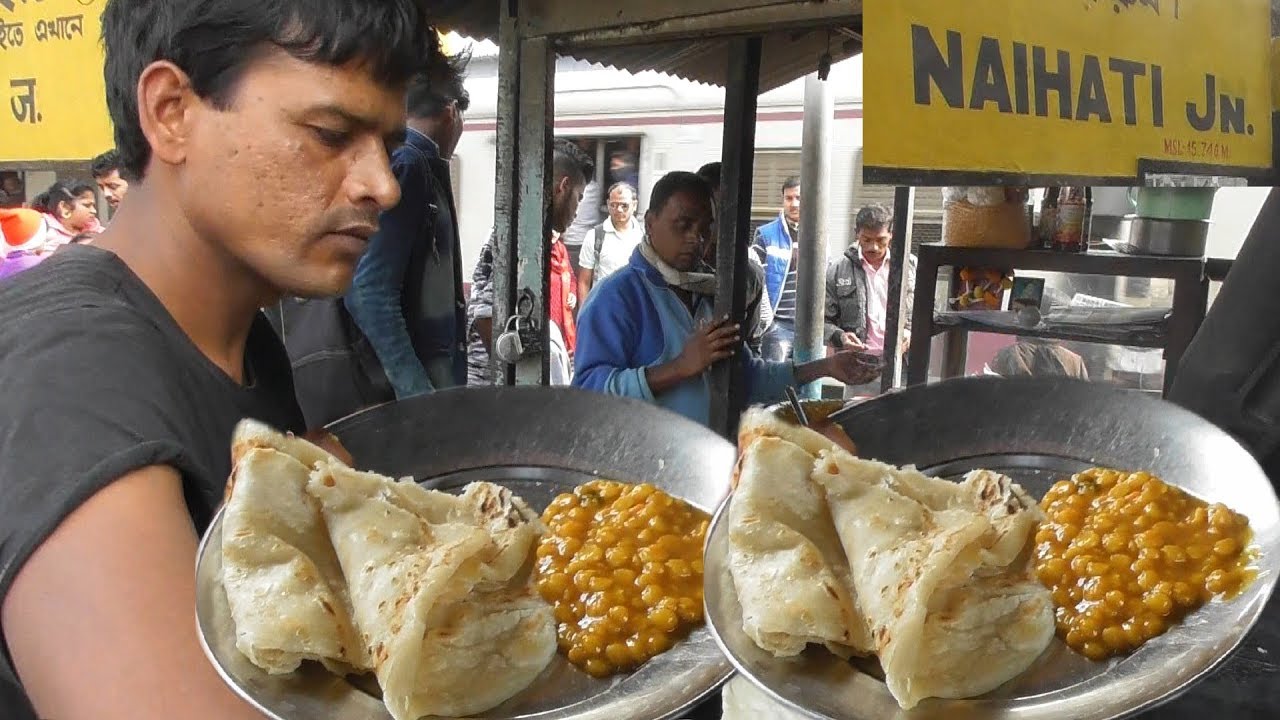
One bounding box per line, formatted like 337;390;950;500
824;204;917;360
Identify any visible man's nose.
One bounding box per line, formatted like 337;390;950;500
352;144;401;211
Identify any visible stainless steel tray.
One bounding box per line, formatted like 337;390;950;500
196;386;737;720
706;377;1280;720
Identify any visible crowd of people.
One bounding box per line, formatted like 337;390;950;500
248;38;891;430
2;45;910;427
0;151;131;279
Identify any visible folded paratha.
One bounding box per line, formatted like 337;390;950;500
737;406;856;462
307;463;555;720
727;437;871;657
221;446;369;675
812;452;1054;709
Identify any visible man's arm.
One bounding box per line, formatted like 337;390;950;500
824;264;846;347
344;156;433;399
467;239;497;355
578;269;595;306
577;228;598;301
3;466;267;720
750;227;767;265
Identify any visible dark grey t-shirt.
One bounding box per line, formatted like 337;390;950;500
0;245;304;718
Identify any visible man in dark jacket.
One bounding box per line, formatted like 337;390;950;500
824;204;917;358
343;49;471;399
1169;188;1280;487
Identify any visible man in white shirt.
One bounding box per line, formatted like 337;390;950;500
578;182;643;299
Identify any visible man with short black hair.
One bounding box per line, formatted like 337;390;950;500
753;175;802;360
467;138;594;385
578;181;642;299
825;204;917;395
573;171;880;425
340;48;472;400
91;149;129;210
0;3;433;718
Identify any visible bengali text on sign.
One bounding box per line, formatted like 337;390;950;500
1;0;112;164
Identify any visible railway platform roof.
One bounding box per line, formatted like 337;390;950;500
430;0;863;93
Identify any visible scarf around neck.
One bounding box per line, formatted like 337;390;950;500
639;237;718;296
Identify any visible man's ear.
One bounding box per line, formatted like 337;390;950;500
555;174;571;200
136;60;200;169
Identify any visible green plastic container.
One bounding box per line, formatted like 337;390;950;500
1127;187;1217;221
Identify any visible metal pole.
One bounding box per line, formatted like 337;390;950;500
882;186;915;392
795;72;833;399
513;35;554;385
709;36;762;439
491;2;521;386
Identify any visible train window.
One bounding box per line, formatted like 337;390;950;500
751;150;801;222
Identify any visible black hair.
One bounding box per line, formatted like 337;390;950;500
648;171;713;217
91;149;122;180
406;46;472;119
695;162;721;189
101;0;435;180
781;175;800;194
31;180;96;215
70;232;99;245
855;204;894;233
552;138;594;188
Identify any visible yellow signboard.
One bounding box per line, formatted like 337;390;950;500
864;0;1273;180
0;0;113;164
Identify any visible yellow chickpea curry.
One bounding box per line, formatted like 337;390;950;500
1035;468;1257;661
535;480;710;677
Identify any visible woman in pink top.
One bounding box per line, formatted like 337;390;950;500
30;180;103;253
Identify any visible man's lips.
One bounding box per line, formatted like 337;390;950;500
332;225;377;241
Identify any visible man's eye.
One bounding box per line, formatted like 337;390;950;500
311;126;351;148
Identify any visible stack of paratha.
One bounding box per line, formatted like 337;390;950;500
221;421;556;719
727;409;1054;709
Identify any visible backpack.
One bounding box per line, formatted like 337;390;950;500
269;297;394;429
592;219;611;270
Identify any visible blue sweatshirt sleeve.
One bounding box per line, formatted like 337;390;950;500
743;346;796;405
344;151;434;398
572;281;655;402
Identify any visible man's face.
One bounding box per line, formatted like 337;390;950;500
857;224;892;264
178;49;404;298
441;101;465;159
551;174;585;234
645;189;712;273
782;185;801;224
607;186;635;228
96;170;129;208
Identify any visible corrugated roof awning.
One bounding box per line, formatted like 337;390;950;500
430;0;862;93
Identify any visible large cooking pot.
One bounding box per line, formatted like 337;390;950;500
326;385;736;492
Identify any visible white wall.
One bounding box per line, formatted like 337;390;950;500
1206;188;1269;259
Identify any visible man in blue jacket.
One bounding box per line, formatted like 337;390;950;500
344;50;471;397
573;171;879;426
753;176;802;361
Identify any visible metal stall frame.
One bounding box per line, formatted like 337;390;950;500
479;0;865;438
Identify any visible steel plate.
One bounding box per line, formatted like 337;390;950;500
706;377;1280;720
196;386;736;720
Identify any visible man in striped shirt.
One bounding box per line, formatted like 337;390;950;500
753;176;802;361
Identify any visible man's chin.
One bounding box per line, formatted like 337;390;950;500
284;266;357;300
